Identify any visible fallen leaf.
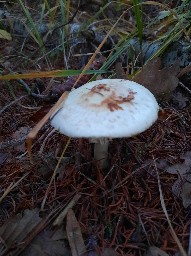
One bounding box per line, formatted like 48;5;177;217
133;57;180;97
171;179;182;198
166;163;189;175
145;246;169;256
181;182;191;209
0;208;70;256
172;91;188;109
0;209;41;254
166;152;191;208
21;229;70;256
180;151;191;167
66;208;86;256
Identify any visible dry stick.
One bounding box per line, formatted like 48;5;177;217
153;157;187;256
39;128;56;154
53;194;81;226
138;213;151;246
7;205;63;256
71;9;129;90
0;172;29;204
114;168;140;190
0;95;28;115
177;64;191;78
26;91;68;161
18;79;49;99
178;81;191;95
177;64;191;96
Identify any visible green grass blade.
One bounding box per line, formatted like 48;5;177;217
18;0;44;49
60;0;67;46
132;0;143;47
0;69;110;80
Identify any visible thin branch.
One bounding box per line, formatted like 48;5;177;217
0;95;27;114
153;156;187;256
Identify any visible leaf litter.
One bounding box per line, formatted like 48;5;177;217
1;3;191;256
0;208;70;256
0;207;119;256
133;57;180;97
166;151;191;208
1;102;191;255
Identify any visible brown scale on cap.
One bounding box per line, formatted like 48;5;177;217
92;84;110;91
84;84;136;112
102;90;136;111
90;84;110;96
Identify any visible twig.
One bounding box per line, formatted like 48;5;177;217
0;172;29;204
26;91;68;161
71;9;129;90
179;81;191;95
177;64;191;78
4;205;64;256
41;137;71;210
153;156;187;256
50;0;81;35
39;128;55;154
18;79;49;99
1;62;49;99
0;95;27;114
53;194;81;226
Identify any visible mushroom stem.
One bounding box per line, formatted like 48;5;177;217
94;139;109;169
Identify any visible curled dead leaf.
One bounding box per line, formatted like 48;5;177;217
166;151;191;208
133;57;180;97
0;208;70;256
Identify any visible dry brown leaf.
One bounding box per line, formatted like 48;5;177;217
171;179;182;198
181;182;191;209
0;209;41;255
0;209;70;256
144;246;169;256
21;229;70;256
181;151;191;167
172;92;188;109
166;151;191;208
133;57;180;97
66;208;86;256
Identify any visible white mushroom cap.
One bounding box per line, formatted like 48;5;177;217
51;79;159;138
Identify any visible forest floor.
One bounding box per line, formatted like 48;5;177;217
0;1;191;255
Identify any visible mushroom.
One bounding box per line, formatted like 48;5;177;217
50;79;159;168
